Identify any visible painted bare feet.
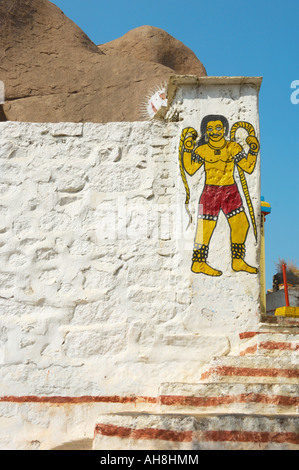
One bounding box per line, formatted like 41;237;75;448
191;261;222;276
232;259;258;274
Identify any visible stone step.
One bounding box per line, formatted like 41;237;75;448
93;412;299;450
239;331;299;357
199;356;299;384
260;315;299;330
158;382;299;415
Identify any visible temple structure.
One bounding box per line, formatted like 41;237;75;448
0;76;298;450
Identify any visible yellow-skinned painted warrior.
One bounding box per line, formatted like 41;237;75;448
179;114;259;276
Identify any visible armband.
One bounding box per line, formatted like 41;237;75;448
191;152;204;164
234;150;247;163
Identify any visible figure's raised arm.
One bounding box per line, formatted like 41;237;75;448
182;131;204;176
234;136;260;174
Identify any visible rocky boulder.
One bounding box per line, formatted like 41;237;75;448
99;25;206;78
0;0;206;122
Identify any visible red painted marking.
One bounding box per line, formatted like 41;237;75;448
259;341;299;351
240;338;299;355
240;345;258;356
198;430;299;445
0;395;157;404
160;393;298;408
201;366;299;380
95;424;193;442
151;102;157;114
239;332;259;339
95;424;298;445
5;392;296;407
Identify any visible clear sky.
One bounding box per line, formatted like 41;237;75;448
51;0;299;291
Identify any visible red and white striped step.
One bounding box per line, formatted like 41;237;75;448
239;331;299;357
93;412;299;450
158;382;299;415
92;326;299;450
199;355;299;384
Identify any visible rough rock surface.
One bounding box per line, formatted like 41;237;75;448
0;0;206;123
99;25;207;77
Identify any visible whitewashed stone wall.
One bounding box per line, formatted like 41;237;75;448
0;77;262;449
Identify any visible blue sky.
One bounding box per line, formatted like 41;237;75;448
51;0;298;290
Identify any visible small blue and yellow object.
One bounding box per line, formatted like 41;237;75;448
261;196;271;216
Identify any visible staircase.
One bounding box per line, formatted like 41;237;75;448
93;318;299;450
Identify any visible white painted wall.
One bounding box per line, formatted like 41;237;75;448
0;77;262;449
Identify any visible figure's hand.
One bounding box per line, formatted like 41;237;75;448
246;135;260;153
184;131;197;151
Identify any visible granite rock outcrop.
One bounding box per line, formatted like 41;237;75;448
0;0;206;123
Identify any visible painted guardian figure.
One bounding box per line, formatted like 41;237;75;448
179;114;259;276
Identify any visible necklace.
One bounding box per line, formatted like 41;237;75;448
208;140;227;155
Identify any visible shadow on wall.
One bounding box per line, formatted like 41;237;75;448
0;105;6;121
52;438;93;450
